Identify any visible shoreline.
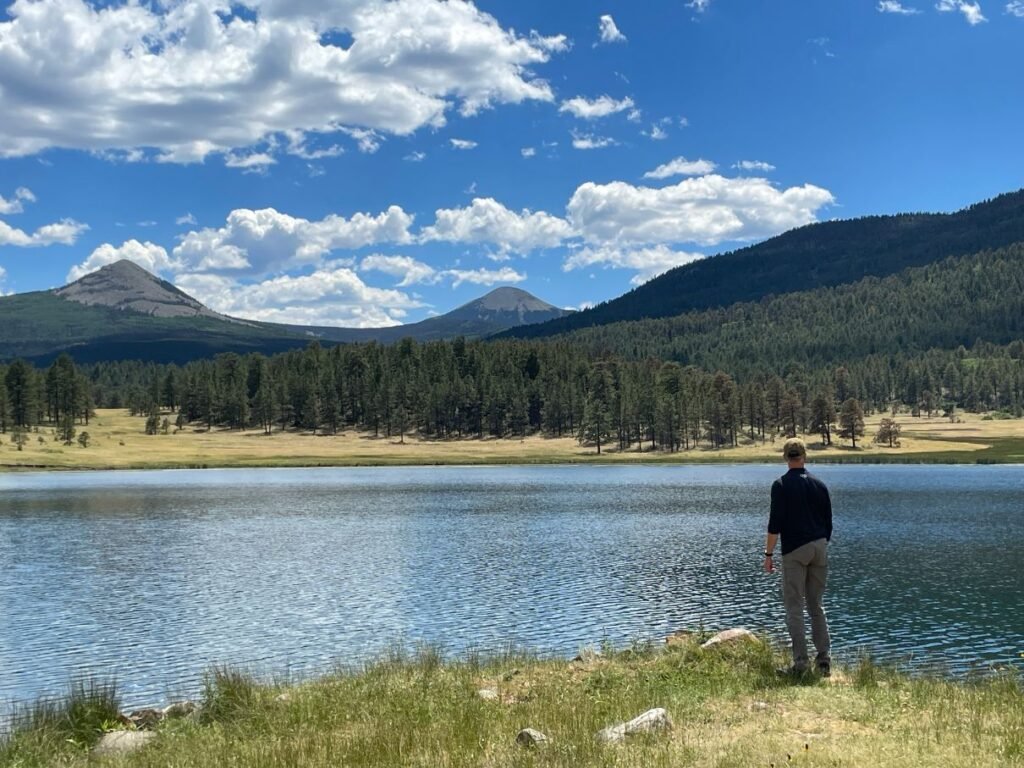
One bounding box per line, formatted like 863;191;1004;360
2;409;1023;472
3;633;1021;767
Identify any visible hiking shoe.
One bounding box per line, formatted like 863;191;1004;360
816;660;831;678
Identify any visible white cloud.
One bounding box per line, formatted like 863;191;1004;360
450;138;479;150
359;254;438;286
0;218;88;248
422;198;573;253
597;15;627;44
405;151;427;162
878;1;922;13
559;95;635;119
571;131;617;150
341;128;383;154
1005;0;1024;14
646;124;668;141
66;240;177;282
521;147;536;158
173;206;415;276
644;157;717;179
0;187;35;215
0;0;567;161
936;0;987;23
733;159;777;172
688;0;712;11
176;213;198;226
564;245;705;285
442;267;525;287
567;175;835;247
627;108;642;123
224;152;277;171
174;266;423;328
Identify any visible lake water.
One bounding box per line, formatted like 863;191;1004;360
1;464;1022;711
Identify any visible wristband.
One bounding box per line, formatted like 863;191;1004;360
763;552;773;558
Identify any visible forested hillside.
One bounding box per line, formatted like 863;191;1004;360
501;188;1024;339
555;244;1024;376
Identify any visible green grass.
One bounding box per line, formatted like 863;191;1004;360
3;638;1022;767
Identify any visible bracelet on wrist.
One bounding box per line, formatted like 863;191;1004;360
763;551;773;558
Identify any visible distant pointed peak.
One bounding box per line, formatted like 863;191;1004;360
55;259;224;320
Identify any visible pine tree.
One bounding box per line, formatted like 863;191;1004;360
838;398;866;448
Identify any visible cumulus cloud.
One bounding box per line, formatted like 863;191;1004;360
571;131;617;150
688;0;712;11
176;213;198;226
878;1;922;12
598;14;627;43
0;186;88;247
422;198;573;253
567;175;835;247
734;160;777;172
0;0;567;161
559;95;635;119
405;151;427;162
172;206;415;275
174;265;423;328
224;152;277;171
521;147;536;158
936;0;987;23
564;245;705;285
359;254;438;286
0;187;36;215
442;267;525;287
66;240;178;282
450;139;479;150
644;157;717;179
0;219;88;248
1005;0;1024;15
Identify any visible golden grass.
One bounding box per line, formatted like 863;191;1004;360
0;409;1018;472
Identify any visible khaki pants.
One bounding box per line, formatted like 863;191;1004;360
781;538;830;669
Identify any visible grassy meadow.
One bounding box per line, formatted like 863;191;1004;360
1;409;1023;471
2;635;1021;768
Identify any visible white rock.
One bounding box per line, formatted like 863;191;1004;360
597;707;672;743
162;701;197;718
477;688;499;701
93;730;156;756
701;628;756;648
516;728;549;747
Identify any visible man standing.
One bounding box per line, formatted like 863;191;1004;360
763;438;832;676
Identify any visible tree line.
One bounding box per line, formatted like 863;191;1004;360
3;336;1021;452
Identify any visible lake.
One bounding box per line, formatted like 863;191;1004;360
1;464;1022;711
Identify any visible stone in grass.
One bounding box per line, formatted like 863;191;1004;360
596;708;673;744
162;701;197;719
700;628;756;649
127;708;163;730
93;730;156;757
274;692;293;703
477;688;500;701
516;728;550;747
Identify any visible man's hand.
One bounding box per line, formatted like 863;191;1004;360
763;556;774;574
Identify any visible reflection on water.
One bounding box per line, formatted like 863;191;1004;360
0;464;1022;710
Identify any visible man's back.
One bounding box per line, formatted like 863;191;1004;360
768;468;832;555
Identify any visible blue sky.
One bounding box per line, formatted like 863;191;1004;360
1;0;1022;326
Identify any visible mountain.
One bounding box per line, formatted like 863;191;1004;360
553;243;1024;376
0;262;570;364
499;188;1024;339
54;260;231;320
270;286;572;344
